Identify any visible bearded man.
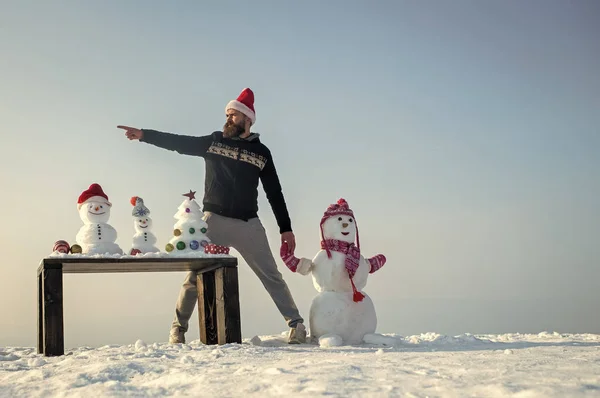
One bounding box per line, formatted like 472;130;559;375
117;88;306;344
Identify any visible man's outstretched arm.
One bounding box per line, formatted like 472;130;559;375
118;125;213;157
260;149;295;253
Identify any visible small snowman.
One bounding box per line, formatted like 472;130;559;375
75;183;123;255
129;196;159;255
281;198;386;346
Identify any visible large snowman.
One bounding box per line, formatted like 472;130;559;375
129;196;159;254
75;183;123;255
281;198;386;345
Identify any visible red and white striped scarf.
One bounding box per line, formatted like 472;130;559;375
280;238;386;304
321;239;364;302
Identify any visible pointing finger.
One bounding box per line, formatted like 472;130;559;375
117;125;135;131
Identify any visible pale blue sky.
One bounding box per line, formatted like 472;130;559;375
1;0;599;347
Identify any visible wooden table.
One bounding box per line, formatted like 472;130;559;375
37;257;240;357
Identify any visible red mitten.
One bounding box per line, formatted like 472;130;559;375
368;254;386;273
280;242;300;272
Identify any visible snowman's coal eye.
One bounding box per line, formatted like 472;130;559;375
349;218;353;223
338;217;342;221
100;205;103;209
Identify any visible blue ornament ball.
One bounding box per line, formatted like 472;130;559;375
190;240;200;250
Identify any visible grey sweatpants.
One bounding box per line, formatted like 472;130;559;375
171;212;304;332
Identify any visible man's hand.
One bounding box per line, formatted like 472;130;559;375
117;125;144;140
281;231;296;254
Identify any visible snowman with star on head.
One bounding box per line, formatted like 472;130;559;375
75;183;123;255
281;198;386;346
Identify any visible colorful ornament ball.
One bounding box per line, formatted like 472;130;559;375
176;241;186;250
165;243;174;252
190;240;200;250
53;240;70;254
174;229;181;237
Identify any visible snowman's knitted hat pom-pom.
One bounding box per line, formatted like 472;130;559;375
130;196;139;206
322;198;354;219
337;198;348;207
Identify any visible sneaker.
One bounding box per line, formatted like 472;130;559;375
169;327;186;344
287;323;306;344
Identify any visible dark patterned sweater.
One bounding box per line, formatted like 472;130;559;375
141;129;292;233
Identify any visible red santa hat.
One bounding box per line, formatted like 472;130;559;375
320;198;360;253
225;88;256;125
77;183;111;208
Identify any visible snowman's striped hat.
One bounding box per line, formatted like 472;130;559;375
320;198;360;252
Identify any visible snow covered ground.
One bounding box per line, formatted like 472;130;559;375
1;332;599;397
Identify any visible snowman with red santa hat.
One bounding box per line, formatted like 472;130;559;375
75;183;123;255
281;198;386;346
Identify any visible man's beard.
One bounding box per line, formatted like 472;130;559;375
223;121;245;138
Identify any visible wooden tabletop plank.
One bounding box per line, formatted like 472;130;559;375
38;257;237;275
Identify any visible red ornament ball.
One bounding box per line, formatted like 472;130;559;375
53;240;70;254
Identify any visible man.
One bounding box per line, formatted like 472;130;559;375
117;88;306;344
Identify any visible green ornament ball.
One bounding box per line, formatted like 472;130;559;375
176;241;186;250
189;227;195;234
165;243;174;252
200;227;207;234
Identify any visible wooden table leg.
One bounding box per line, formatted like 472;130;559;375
197;271;218;344
37;272;43;354
215;267;241;344
42;267;64;356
